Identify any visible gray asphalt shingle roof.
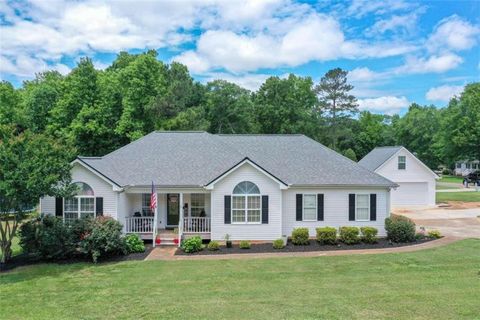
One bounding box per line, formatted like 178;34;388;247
357;146;403;171
78;131;396;188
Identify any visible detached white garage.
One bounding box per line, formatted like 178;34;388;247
359;147;439;207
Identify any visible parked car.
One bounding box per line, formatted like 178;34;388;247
463;170;480;187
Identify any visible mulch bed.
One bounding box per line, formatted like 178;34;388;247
174;238;435;256
0;243;154;272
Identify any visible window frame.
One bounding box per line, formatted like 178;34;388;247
190;193;206;217
64;195;96;223
141;193;153;216
231;181;262;225
355;194;370;222
398;155;406;170
302;193;317;222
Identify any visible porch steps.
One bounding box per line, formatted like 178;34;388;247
155;234;179;246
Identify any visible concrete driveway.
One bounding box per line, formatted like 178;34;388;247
394;205;480;238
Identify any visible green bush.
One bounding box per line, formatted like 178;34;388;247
207;240;220;251
360;227;378;244
273;239;285;249
181;236;203;253
125;234;145;253
291;228;310;245
79;216;127;262
385;215;416;243
339;226;360;245
239;240;251;249
316;227;337;245
427;230;442;239
19;215;76;260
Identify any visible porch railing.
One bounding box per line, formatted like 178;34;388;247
183;217;211;233
125;217;154;233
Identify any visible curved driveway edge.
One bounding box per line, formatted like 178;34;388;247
145;236;461;261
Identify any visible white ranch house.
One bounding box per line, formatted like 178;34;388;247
359;146;439;207
40;132;397;246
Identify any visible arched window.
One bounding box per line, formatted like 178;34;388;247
232;181;261;223
64;182;96;223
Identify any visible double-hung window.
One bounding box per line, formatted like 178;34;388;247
142;194;153;216
191;194;206;217
232;181;261;224
64;182;95;223
303;194;317;221
356;194;370;221
398;156;406;170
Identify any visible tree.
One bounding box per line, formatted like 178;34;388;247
394;103;442;168
343;148;357;161
436;83;480;165
254;74;317;136
354;111;396;159
0;81;24;127
0;126;74;263
204;80;257;134
315;68;358;150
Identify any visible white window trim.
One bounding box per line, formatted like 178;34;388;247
302;193;317;222
231;194;262;225
398;156;406;170
64;196;96;222
355;194;370;222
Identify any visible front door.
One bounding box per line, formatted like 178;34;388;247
167;193;179;226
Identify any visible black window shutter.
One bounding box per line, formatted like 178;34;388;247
370;194;377;221
317;194;324;221
224;195;231;224
96;197;104;216
348;194;355;221
262;195;268;224
55;197;63;217
296;194;303;221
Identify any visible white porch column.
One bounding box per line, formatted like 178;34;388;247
153;193;158;247
178;192;184;247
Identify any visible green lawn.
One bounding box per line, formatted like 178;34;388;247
436;184;462;190
1;240;480;319
436;191;480;203
438;175;464;183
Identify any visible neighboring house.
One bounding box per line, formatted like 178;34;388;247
454;160;479;176
40;131;396;245
358;146;439;207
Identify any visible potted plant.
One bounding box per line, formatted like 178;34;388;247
225;234;232;248
281;235;288;246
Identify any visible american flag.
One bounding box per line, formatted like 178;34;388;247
150;181;157;211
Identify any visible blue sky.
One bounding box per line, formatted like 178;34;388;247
1;0;479;114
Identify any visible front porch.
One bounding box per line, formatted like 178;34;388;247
122;190;211;245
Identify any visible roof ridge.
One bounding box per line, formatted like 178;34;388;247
215;133;304;136
154;130;208;133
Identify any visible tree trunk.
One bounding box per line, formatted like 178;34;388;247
332;99;337;150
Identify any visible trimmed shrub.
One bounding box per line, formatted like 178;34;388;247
239;240;251;249
291;228;309;245
181;236;203;253
79;216;127;263
360;227;378;244
125;234;145;253
428;230;442;239
19;215;76;260
273;239;285;249
316;227;337;245
207;240;220;251
339;226;360;245
385;215;416;243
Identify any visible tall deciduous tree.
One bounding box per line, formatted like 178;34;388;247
354;111;396;159
254;74;317;135
315;68;358;150
0;81;24;127
0;126;74;263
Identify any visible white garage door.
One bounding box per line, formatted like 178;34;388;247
391;182;429;206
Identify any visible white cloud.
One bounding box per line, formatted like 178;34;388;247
395;53;463;74
0;54;70;78
357;96;410;114
348;67;385;82
203;73;273;91
347;0;416;18
426;85;464;102
367;6;426;36
427;15;480;53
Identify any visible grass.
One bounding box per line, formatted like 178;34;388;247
438;175;464;183
436;184;462;190
436;191;480;203
1;239;480;319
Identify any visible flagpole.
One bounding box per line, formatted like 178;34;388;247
152;182;158;247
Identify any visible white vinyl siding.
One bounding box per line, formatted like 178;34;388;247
355;194;370;221
283;188;389;237
303;194;317;221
